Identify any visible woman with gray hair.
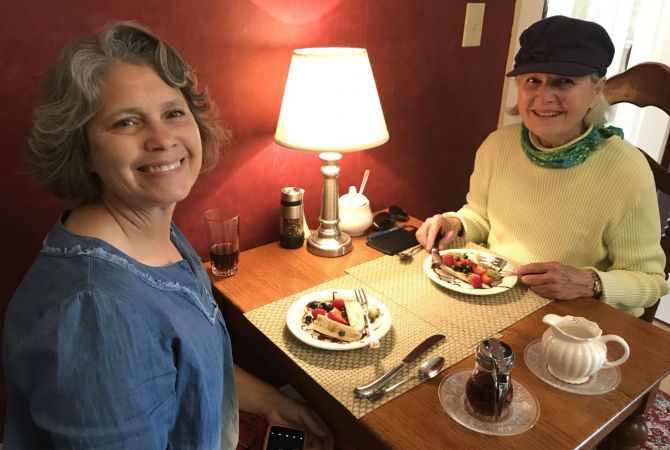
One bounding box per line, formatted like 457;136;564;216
4;22;332;449
417;16;667;316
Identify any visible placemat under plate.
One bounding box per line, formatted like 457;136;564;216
344;242;551;350
244;274;472;418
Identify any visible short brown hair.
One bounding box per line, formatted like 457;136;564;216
26;21;229;200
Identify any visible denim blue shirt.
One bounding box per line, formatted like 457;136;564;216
3;214;239;449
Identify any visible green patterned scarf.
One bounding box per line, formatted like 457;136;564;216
520;123;624;168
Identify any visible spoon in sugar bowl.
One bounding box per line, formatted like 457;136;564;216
367;356;445;401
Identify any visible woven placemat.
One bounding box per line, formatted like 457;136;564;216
345;242;551;350
244;274;472;418
245;243;551;418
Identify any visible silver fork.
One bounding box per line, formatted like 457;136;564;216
355;289;380;349
479;254;508;272
478;254;516;278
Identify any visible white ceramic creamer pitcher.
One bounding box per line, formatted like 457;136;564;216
541;314;629;384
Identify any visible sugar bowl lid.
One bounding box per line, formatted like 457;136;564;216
339;186;369;208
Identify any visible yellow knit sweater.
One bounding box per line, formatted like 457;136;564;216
447;124;668;317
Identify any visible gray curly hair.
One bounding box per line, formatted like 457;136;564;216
26;21;229;200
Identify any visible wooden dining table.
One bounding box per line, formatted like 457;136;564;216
208;220;670;449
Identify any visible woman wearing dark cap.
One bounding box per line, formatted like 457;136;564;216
417;16;667;317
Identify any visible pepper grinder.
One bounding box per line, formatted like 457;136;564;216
280;187;305;249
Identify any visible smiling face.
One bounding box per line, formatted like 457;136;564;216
516;73;604;148
86;62;202;212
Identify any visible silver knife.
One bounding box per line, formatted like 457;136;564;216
430;231;444;269
353;334;446;398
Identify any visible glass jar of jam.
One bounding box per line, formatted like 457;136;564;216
465;338;515;418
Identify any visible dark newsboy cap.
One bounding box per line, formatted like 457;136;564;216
506;15;614;77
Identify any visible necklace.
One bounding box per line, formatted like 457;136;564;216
520;123;623;168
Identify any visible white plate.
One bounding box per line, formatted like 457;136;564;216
285;289;392;350
423;249;518;295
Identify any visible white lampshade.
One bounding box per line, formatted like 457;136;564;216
274;47;389;152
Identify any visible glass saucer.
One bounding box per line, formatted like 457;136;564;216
524;339;621;395
438;369;540;436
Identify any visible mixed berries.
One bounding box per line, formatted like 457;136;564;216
441;252;502;289
305;293;350;325
301;291;381;342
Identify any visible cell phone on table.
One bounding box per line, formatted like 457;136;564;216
366;224;419;255
263;425;305;450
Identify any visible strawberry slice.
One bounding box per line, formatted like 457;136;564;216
331;299;345;311
472;264;487;275
481;273;495;285
312;308;326;319
327;308;349;325
469;273;483;289
442;254;455;267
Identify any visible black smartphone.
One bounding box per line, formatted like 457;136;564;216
263;425;305;450
366;224;419;255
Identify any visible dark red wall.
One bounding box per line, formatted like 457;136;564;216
0;0;515;429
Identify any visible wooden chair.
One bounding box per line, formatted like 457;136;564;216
596;61;670;450
604;62;670;322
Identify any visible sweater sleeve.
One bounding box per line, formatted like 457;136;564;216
448;131;496;244
596;180;668;316
4;290;177;449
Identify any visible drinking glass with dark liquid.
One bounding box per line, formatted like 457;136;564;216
209;243;239;277
204;209;240;277
465;338;515;419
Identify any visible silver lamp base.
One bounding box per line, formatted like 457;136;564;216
305;151;352;257
306;229;352;257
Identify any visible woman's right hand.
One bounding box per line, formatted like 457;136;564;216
416;214;461;250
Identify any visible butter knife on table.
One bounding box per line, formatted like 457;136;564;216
353;334;446;398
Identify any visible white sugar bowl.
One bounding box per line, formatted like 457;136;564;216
338;186;373;236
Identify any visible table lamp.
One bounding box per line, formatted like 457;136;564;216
275;47;389;257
